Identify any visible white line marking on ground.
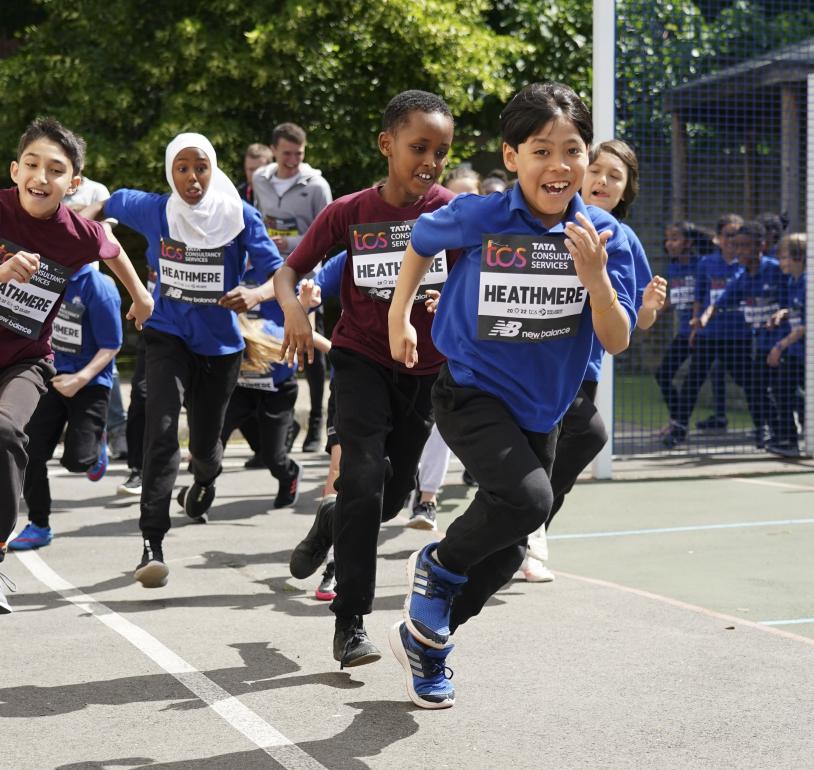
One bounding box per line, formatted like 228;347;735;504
733;477;814;491
556;570;814;648
548;518;814;541
760;618;814;626
15;550;327;770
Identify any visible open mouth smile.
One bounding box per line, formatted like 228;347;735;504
542;181;569;195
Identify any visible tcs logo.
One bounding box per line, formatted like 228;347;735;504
352;230;387;251
160;241;185;261
485;239;527;269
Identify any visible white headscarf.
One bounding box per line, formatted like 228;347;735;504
164;132;244;249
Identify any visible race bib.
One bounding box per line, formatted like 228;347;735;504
52;300;85;354
237;369;278;391
477;234;586;342
670;280;694;310
349;220;446;303
265;216;299;238
158;237;225;305
742;299;779;328
0;239;73;339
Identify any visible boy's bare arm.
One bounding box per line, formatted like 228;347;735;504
388;245;432;367
274;264;314;367
51;347;120;399
101;227;153;328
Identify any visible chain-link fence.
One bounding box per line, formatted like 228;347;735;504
610;0;813;459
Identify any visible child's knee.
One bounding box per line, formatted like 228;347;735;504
0;413;23;449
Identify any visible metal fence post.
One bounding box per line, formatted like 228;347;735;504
592;0;616;479
806;74;814;455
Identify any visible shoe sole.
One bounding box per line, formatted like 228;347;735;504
338;649;382;667
405;516;437;531
117;485;142;497
403;549;447;650
388;622;454;710
134;561;169;588
178;486;212;523
315;589;336;601
523;570;555;583
7;540;51;551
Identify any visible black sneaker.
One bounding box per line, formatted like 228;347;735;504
289;495;335;579
177;481;216;523
134;540;169;588
0;570;17;614
285;421;301;454
302;419;322;453
274;461;303;509
661;422;687;449
333;615;382;669
766;440;801;458
695;414;728;431
407;500;438;531
462;469;478;487
117;469;143;496
243;454;266;470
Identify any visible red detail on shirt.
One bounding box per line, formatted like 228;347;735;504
286;184;457;374
0;187;120;367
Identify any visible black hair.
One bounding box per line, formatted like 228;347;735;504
271;122;306;146
17;116;86;175
589;139;639;220
755;211;787;245
716;212;743;235
382;90;453;133
735;220;766;244
500;82;592;150
666;220;715;257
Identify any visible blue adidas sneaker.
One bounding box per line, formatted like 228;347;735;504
404;542;467;649
389;621;455;709
8;523;53;550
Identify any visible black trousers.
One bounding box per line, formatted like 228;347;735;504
654;335;691;421
140;328;242;540
126;337;147;471
328;347;434;618
545;379;606;529
673;337;762;429
303;310;326;425
770;356;804;444
23;383;110;526
432;365;558;633
221;379;298;481
0;358;54;547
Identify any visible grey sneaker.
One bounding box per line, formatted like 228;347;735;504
333;615;382;669
407;500;437;531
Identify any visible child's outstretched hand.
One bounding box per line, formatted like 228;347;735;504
297;279;322;311
389;316;418;368
0;251;40;284
219;285;261;313
280;305;314;368
424;288;440;314
643;276;668;312
126;294;154;331
564;212;611;292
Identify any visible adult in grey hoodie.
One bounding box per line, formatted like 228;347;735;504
252;123;333;451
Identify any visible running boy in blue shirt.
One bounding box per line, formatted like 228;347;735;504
11;264;123;550
388;82;637;708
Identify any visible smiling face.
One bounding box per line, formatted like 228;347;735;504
665;226;691;260
271;138;305;180
503;117;588;228
244;153;269;184
582;151;628;215
717;223;741;263
171;147;212;205
10;137;81;219
732;233;762;271
379;110;453;206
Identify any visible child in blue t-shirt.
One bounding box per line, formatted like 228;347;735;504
388;82;637;709
654;221;711;426
765;233;805;455
11;265;122;551
696;221;785;448
88;133;282;589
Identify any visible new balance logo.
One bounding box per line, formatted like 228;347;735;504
488;320;522;337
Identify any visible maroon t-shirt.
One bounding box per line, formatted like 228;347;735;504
286;184;456;374
0;187;120;367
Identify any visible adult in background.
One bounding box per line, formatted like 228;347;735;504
237;143;272;206
253;123;333;451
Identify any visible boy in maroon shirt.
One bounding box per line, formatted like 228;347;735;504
274;90;456;666
0;117;153;613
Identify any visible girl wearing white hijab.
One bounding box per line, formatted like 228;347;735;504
92;132;283;587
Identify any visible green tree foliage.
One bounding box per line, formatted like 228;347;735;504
0;0;524;195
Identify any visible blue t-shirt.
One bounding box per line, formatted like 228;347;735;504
105;191;282;355
411;186;637;433
667;256;699;337
785;272;806;359
714;257;787;353
241;263;284;325
236;318;295;390
53;264;122;389
695;250;745;339
314;250;346;302
584;221;652;381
